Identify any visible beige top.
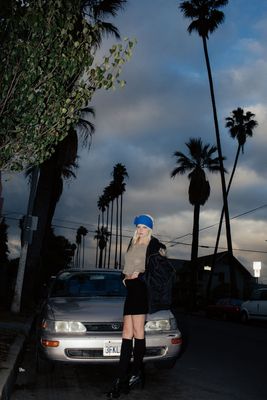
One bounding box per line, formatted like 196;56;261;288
123;243;147;275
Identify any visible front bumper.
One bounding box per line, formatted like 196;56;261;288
38;331;182;364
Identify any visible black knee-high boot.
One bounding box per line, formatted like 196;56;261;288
106;338;133;399
118;338;133;379
128;338;146;389
132;338;146;375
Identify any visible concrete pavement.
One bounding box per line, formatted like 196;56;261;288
0;316;34;400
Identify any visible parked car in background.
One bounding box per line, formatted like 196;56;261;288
241;288;267;323
206;298;243;321
37;269;182;370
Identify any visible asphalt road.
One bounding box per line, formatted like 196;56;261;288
11;313;267;400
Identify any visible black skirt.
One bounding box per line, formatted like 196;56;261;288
123;278;148;315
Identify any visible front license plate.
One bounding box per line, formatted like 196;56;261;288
103;340;121;356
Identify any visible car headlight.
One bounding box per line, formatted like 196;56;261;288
145;318;177;332
42;320;86;333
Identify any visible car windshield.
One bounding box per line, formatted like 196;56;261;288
50;271;127;298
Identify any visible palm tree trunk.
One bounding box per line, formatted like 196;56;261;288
202;36;233;255
191;204;200;262
82;235;85;268
104;205;109;268
226;144;241;196
95;214;100;268
213;144;241;257
21;159;58;308
207;145;241;300
190;203;200;310
114;196;119;268
98;247;103;269
119;193;123;269
108;200;114;269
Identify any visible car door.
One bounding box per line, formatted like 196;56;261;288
248;290;261;318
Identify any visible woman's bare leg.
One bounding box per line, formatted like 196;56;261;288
132;314;146;339
122;315;134;339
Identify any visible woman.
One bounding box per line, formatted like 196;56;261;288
107;214;166;399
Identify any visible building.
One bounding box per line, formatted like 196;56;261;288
169;251;255;308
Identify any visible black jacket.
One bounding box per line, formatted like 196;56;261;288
143;237;176;313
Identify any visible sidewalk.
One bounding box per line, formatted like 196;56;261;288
0;310;34;400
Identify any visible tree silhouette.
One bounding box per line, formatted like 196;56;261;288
94;226;109;269
171;138;221;262
21;0;127;305
171;137;221;308
112;163;128;268
213;108;258;262
179;0;233;256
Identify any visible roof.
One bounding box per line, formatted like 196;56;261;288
170;252;253;278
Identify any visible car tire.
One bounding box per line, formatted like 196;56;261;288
154;358;176;370
240;311;248;324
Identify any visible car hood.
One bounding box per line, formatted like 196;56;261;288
46;296;124;322
44;297;174;322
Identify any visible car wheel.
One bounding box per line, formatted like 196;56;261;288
154;359;177;370
240;311;248;324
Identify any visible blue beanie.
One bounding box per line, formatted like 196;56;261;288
134;214;153;229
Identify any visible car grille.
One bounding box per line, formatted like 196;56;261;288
65;347;166;359
83;322;123;332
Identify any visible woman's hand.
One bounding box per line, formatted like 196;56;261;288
124;272;139;281
131;271;139;279
159;247;167;257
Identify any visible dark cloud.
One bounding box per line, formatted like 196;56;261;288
3;0;267;282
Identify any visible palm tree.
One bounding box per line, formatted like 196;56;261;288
102;185;112;267
171;138;221;262
97;194;107;228
97;188;111;267
79;226;88;268
112;163;128;269
225;108;258;192
212;108;258;261
107;181;117;268
94;226;109;269
22;127;81;305
179;0;233;256
171;138;221;309
22;0;126;305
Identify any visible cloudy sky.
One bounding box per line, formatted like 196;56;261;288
2;0;267;282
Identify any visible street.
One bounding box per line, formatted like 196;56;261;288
11;313;267;400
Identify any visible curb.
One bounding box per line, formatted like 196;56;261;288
0;334;26;400
0;318;34;400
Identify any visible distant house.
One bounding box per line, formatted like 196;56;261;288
169;251;255;308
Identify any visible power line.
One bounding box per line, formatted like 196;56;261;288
167;240;267;255
3;205;267;256
52;217;96;228
166;203;267;247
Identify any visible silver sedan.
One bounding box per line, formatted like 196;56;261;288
37;269;182;369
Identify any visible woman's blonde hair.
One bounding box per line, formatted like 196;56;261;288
131;226;152;246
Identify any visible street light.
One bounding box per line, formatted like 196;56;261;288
253;261;261;284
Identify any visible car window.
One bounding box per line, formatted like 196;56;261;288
229;299;242;306
50;272;127;298
250;291;261;301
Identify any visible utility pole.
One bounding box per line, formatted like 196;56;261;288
11;167;39;313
